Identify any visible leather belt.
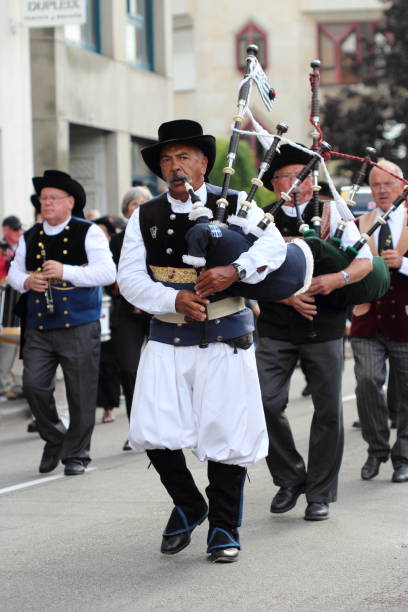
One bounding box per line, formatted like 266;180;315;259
155;296;245;325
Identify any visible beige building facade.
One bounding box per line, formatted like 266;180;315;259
0;0;385;223
172;0;383;160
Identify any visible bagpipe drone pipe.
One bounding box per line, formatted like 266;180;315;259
181;48;392;307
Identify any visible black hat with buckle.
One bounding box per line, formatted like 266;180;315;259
262;143;312;192
141;119;216;180
32;170;86;217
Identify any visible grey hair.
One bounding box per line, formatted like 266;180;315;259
369;159;403;183
121;186;153;216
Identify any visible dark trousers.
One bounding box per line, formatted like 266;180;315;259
97;339;121;410
146;449;246;535
111;313;149;420
23;321;101;465
256;336;344;503
351;335;408;466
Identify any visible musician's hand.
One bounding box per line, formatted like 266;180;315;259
195;265;238;298
175;290;209;322
24;273;48;293
286;294;317;320
381;249;402;269
308;273;344;296
42;260;64;280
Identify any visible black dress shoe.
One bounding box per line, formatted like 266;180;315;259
392;464;408;483
161;505;208;555
39;449;60;474
161;532;191;555
207;547;239;563
270;484;305;513
304;502;329;521
27;419;38;433
64;460;85;476
122;439;132;451
352;420;361;429
361;456;383;480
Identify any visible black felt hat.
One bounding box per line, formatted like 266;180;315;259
141;120;216;180
32;170;86;217
262;143;312;192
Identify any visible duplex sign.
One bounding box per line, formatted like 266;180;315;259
23;0;87;28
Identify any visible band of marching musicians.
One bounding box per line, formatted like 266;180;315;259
4;44;408;567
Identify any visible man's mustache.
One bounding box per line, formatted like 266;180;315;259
167;172;190;186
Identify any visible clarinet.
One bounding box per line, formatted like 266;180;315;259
38;241;55;315
309;60;323;237
214;45;258;225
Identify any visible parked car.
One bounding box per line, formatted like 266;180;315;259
340;185;376;217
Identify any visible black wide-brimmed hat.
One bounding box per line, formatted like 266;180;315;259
141;119;216;180
263;143;312;192
32;170;86;217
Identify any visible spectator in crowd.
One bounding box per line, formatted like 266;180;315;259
0;216;24;401
110;185;153;450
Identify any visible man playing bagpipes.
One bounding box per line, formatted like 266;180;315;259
256;144;373;522
350;159;408;484
117;118;296;563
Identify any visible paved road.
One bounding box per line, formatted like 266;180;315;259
1;357;407;612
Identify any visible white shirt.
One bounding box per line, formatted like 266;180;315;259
281;201;373;260
8;217;116;292
371;204;408;276
118;184;287;315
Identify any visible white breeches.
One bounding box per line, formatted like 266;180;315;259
128;340;268;467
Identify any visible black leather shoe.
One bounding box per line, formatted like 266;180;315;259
27;419;39;433
122;439;132;451
208;547;239;563
64;460;85;476
270;484;305;513
361;456;383;480
352;420;361;429
39;449;60;474
392;465;408;483
304;502;329;521
161;532;191;555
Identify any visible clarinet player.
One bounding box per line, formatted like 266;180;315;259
9;170;116;476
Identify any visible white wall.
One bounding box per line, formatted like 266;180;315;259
0;1;34;227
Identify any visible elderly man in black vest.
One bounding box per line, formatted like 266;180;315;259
118;119;293;563
256;145;372;521
9;170;116;476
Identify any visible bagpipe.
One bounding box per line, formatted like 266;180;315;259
182;47;400;309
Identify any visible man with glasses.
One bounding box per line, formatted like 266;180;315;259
256;145;372;521
9;170;116;476
350;159;408;483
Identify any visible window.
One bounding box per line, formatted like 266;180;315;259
126;0;154;70
173;15;196;92
131;138;158;191
318;22;378;85
235;22;267;73
64;0;100;53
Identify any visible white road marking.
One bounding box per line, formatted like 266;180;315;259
0;467;96;495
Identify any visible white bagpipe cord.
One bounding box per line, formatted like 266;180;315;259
234;108;355;223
